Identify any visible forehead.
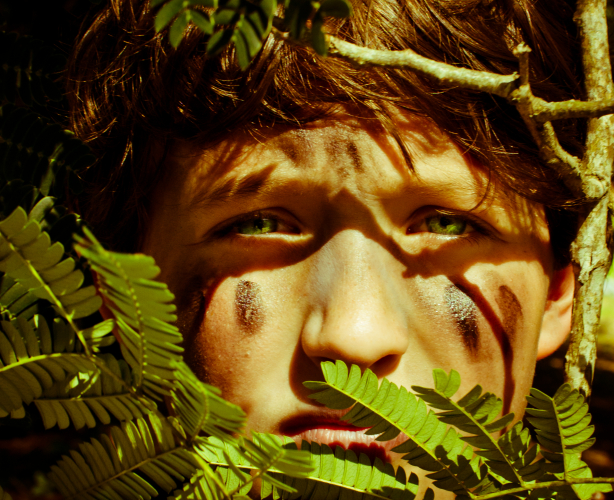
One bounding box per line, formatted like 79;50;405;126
167;114;491;206
159;113;544;236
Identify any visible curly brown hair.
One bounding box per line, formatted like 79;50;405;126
66;0;582;265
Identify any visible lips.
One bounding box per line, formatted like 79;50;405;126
280;411;407;463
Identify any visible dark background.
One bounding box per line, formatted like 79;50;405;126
0;0;613;498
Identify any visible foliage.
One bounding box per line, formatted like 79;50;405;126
150;0;353;67
1;2;614;498
306;360;614;500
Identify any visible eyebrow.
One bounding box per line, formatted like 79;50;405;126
191;165;282;208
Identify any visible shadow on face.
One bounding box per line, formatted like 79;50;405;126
141;112;566;444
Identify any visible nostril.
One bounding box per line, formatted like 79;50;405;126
368;354;402;378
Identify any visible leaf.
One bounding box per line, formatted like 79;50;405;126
170;11;190;47
213;5;240;25
0;33;65;107
197;435;413;500
238;14;263;57
319;0;352;17
306;361;487;496
0;202;102;357
206;29;234;56
190;10;214;35
0;485;12;500
35;353;152;430
413;372;524;485
155;0;184;32
284;0;314;40
169;361;246;441
0;106;93;200
311;12;327;56
525;384;612;499
0;313;99;419
48;414;201;499
75;229;183;401
233;25;252;70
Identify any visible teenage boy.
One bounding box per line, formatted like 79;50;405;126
68;0;580;493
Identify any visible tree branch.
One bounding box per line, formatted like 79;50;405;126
510;79;584;197
272;28;518;98
532;98;614;121
564;0;614;397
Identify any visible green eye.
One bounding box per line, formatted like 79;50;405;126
426;215;467;235
236;218;278;235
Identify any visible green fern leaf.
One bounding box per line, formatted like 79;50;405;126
48;413;201;500
305;361;487;497
526;385;612;499
0;314;98;418
263;440;420;500
170;432;312;500
413;369;529;486
169;361;246;441
167;467;237;500
34;352;153;430
0;274;38;321
196;434;416;500
75;228;183;400
0;202;102;355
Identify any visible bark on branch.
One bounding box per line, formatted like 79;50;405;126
564;0;614;397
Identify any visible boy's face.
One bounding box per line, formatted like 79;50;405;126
142;113;572;470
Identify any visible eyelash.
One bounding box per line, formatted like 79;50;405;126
407;209;493;239
214;208;494;243
214;210;299;238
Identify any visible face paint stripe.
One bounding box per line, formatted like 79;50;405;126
444;284;479;353
496;285;523;345
451;276;522;414
235;280;264;333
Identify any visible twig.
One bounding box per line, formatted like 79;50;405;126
510;82;584;197
511;44;585;196
272;27;519;98
532;98;614;121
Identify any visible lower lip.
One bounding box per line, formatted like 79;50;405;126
284;426;406;463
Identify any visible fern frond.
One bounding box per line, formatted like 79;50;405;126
0;196;85;323
305;361;487;497
47;413;201;500
0;196;88;322
270;441;420;500
167;467;237;500
0;32;65;106
413;368;531;487
34;351;154;430
0;314;98;418
75;228;183;400
170;361;246;441
526;385;612;499
198;434;418;500
0;273;38;321
0;203;102;355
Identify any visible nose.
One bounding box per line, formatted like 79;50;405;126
301;230;410;374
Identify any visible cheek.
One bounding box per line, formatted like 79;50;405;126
177;278;250;399
189;276;298;404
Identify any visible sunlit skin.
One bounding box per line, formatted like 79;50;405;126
141;112;574;497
